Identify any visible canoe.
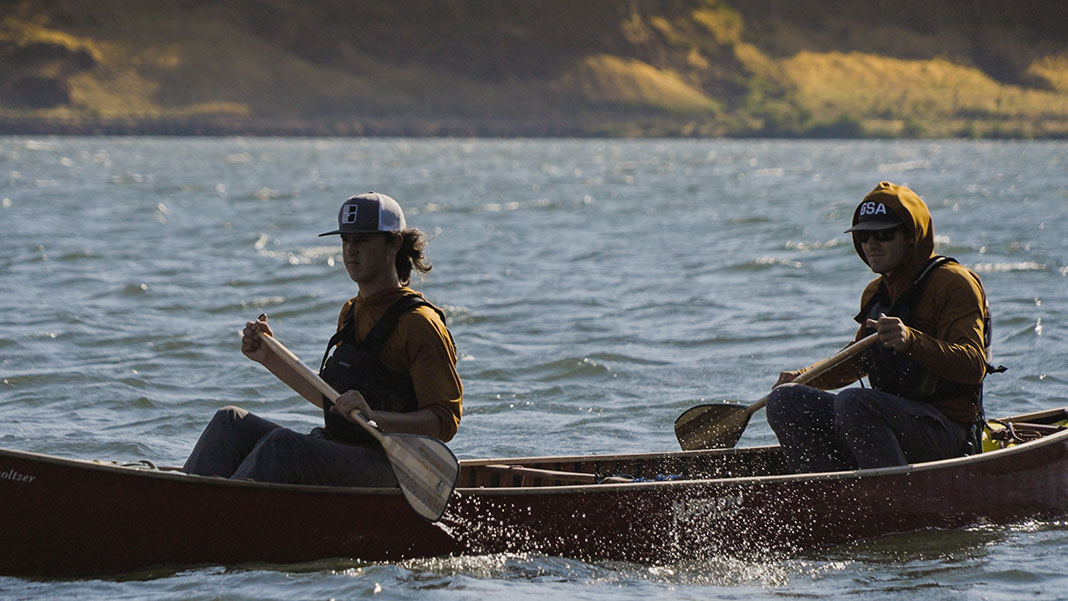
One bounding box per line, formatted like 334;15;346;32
2;406;1067;577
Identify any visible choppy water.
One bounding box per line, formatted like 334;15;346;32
1;137;1066;600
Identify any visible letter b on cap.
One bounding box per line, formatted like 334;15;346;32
341;203;359;224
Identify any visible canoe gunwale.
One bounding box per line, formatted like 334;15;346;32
3;407;1065;496
0;448;404;496
456;426;1068;495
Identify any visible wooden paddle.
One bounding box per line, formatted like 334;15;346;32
674;333;880;450
257;331;459;522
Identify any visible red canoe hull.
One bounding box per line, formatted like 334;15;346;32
2;408;1067;576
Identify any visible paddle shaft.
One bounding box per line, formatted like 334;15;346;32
744;332;880;417
257;331;385;442
674;332;881;450
255;331;459;522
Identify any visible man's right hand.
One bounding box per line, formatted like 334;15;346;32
240;314;273;364
774;370;800;388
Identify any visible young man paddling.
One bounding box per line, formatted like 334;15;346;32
183;192;462;486
765;182;997;473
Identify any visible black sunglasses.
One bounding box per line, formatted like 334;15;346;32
853;227;902;244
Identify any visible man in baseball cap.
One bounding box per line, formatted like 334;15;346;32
763;181;997;474
184;191;462;489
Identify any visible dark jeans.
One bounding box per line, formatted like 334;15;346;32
765;384;968;473
182;406;397;487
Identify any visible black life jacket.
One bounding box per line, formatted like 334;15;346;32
854;256;998;412
317;293;449;444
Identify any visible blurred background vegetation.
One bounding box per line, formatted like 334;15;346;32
2;0;1068;138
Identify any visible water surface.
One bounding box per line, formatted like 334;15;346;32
1;137;1066;599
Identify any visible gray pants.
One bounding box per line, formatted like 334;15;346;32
765;384;968;473
182;406;397;487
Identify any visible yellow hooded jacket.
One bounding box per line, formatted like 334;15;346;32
803;182;991;423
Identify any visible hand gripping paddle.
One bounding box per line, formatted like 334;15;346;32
258;332;459;522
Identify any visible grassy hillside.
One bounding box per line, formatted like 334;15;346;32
2;0;1068;137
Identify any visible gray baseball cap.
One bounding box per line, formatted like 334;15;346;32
319;192;406;236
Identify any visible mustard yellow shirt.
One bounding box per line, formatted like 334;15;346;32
336;287;462;441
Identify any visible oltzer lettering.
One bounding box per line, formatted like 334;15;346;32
0;467;37;484
859;201;888;216
671;493;744;526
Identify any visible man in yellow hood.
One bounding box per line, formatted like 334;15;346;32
765;182;995;473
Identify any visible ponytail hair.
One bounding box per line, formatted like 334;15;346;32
394;229;432;285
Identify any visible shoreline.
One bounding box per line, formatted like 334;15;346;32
3;116;1064;140
0;116;624;139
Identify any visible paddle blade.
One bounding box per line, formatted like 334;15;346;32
380;433;460;522
674;403;751;450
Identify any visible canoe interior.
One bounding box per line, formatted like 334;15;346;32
459;445;791;488
457;406;1068;489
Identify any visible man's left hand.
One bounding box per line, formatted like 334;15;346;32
866;313;913;352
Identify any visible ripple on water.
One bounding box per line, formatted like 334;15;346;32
2;138;1067;600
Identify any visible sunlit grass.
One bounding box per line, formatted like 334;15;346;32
3;5;1068;138
779;51;1068;137
0;15;103;59
1026;53;1068;92
556;55;720;115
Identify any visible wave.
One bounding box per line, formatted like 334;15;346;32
970;262;1048;273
